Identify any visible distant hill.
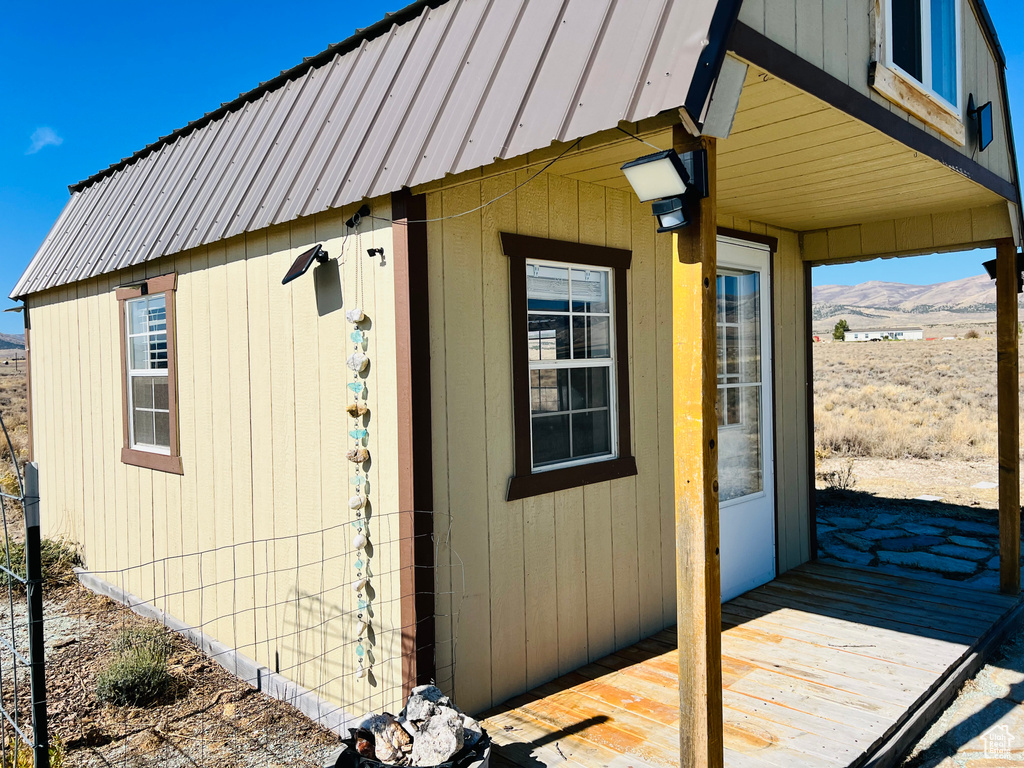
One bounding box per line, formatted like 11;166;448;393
811;274;1020;334
0;334;25;351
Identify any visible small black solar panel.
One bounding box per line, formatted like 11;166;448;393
282;244;328;285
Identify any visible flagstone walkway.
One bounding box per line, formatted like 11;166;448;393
816;492;1024;589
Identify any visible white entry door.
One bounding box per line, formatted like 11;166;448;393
717;237;776;602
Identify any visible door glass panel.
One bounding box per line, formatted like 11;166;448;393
717;268;764;501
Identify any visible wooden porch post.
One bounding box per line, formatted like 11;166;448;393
673;125;724;768
996;238;1020;596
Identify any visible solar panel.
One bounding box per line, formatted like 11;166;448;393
282;244;328;285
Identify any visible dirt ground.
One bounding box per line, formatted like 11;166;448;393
1;579;341;767
817;456;1001;510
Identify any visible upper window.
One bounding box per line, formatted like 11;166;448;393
502;233;636;501
126;294;170;451
116;274;182;474
884;0;961;110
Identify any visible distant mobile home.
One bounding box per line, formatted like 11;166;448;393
848;327;925;341
12;1;1024;766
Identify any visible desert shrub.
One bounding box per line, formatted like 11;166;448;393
0;538;80;590
813;337;1013;461
965;329;980;339
96;627;174;707
111;625;174;658
0;470;19;498
816;459;857;491
0;734;65;768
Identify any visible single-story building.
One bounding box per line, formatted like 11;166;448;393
13;0;1024;766
848;327;925;341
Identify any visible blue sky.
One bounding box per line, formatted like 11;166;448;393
2;1;1022;333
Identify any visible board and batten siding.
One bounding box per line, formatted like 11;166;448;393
27;200;407;715
738;0;1014;184
427;169;812;715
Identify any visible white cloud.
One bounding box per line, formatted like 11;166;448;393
26;127;63;155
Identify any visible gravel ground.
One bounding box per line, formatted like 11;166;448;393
903;621;1024;767
0;580;340;767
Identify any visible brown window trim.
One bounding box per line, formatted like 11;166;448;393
117;273;183;475
501;232;637;502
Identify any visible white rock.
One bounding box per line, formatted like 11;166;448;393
353;532;367;550
352;577;368;592
346;308;365;323
411;709;464;767
347;352;369;372
405;692;438;723
349;495;365;510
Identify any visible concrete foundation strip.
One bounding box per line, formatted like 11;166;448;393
73;567;359;739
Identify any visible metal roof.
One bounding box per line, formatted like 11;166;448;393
14;0;737;299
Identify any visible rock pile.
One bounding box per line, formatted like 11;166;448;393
348;685;486;767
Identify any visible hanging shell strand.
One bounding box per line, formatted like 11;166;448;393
348;247;372;679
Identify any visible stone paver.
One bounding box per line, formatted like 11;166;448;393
817;495;1001;583
878;535;948;552
932;544;997;561
904;523;946;536
877;551;978;574
949;536;991;550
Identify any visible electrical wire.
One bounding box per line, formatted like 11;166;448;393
374;138;583;226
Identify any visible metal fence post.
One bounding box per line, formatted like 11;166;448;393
23;462;49;768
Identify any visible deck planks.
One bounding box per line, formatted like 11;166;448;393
482;561;1020;768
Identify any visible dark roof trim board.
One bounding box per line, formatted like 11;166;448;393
729;22;1018;204
971;0;1006;69
684;0;745;122
69;0;447;194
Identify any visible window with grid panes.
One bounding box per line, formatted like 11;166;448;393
126;294;171;451
526;261;616;470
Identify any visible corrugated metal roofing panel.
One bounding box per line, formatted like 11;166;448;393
14;0;727;298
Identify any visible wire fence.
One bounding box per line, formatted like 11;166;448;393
0;503;463;767
0;413;49;767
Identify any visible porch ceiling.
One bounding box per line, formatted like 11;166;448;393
547;68;1005;233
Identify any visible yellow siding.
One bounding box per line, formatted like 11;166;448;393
27;200;406;715
428;171;717;715
738;0;1014;183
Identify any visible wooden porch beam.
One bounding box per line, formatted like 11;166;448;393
672;126;724;768
996;238;1020;596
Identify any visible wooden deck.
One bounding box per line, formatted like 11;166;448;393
481;561;1024;768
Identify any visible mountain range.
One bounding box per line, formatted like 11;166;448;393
811;274;1015;333
0;333;25;351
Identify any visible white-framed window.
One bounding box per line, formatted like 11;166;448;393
883;0;962;112
125;294;171;453
526;260;616;471
717;270;762;430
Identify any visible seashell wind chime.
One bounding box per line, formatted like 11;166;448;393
346;212;373;681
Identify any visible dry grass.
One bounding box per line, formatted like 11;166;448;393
813;337;1017;461
0;365;28;468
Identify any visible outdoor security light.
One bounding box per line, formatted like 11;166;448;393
652;197;691;232
282;243;329;285
621;148;709;232
969;95;994;152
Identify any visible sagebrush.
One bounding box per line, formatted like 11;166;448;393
814;337;1018;461
95;626;175;707
0;538;80;590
